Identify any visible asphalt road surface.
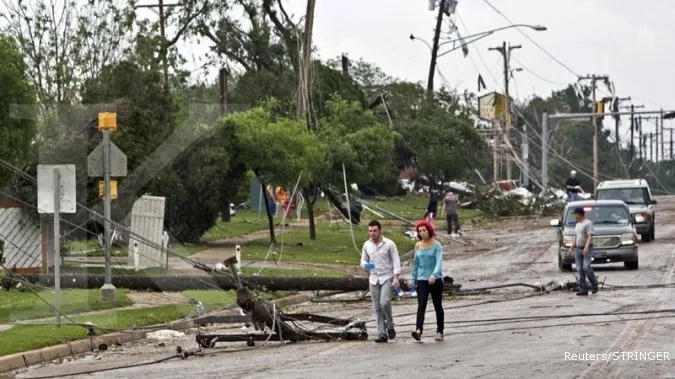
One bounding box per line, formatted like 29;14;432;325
14;197;675;379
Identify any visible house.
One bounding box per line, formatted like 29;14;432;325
0;201;47;274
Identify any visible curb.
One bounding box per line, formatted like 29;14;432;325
0;293;310;374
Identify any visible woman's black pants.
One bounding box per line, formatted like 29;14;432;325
415;279;444;333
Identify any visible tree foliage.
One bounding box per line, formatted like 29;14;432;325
0;34;37;189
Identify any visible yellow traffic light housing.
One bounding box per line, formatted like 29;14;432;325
98;112;117;132
98;180;118;200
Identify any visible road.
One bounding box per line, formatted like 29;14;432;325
13;197;675;379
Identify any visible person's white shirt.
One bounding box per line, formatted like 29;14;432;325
360;237;401;285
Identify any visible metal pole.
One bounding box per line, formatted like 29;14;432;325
542;111;549;189
53;168;61;327
492;120;499;182
591;78;598;192
522;119;529;187
670;128;673;160
660;109;665;160
629;105;634;160
638;116;643;161
650;133;653;162
101;130;116;300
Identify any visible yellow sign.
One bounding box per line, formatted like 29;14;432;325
98;180;118;200
478;92;507;122
98;112;117;131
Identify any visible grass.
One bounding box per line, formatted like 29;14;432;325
240;266;346;278
367;195;482;222
200;209;280;242
200;201;333;243
0;289;292;356
0;289;134;323
58;266;169;276
240;222;418;265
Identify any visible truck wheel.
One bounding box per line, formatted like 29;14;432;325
650;224;655;240
641;232;651;242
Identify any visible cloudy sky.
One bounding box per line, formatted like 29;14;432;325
171;0;675;150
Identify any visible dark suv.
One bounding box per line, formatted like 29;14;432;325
550;200;639;271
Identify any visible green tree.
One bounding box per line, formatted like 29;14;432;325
228;105;326;242
0;34;37;189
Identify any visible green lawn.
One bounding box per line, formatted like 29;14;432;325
240;222;418;265
0;289;134;323
366;195;482;222
200;209;280;242
0;289;290;356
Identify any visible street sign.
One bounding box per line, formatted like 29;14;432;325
37;165;77;214
87;141;128;177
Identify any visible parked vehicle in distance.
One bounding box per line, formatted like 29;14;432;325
550;200;639;271
595;179;656;242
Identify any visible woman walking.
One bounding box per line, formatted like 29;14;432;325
410;220;445;342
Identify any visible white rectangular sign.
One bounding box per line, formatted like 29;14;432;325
37;164;77;214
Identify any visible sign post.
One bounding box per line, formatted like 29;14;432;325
88;112;127;301
37;164;76;327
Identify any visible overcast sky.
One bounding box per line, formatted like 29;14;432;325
87;0;675;148
166;0;675;147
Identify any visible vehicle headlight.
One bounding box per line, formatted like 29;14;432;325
562;235;575;247
634;214;646;223
620;233;637;245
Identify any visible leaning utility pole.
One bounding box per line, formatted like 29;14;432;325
489;41;521;181
426;0;447;95
578;74;609;191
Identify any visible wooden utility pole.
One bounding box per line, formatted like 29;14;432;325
297;0;316;124
489;41;521;181
219;68;228;116
426;0;447;95
579;74;608;191
135;1;183;91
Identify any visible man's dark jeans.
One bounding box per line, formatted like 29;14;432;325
446;214;460;234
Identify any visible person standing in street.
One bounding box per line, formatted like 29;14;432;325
424;191;438;226
361;220;401;343
442;190;462;236
568;207;598;296
410;220;445;342
566;170;582;202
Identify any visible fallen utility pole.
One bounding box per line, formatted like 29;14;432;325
195;256;368;348
11;273;461;292
426;0;447;94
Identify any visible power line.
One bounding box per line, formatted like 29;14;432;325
481;0;580;79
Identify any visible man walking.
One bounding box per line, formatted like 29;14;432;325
568;207;598;296
361;220;401;343
442;190;462;236
566;170;582;202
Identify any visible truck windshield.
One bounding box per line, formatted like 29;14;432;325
565;205;631;226
596;188;647;205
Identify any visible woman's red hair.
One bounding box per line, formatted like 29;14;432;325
415;220;435;238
